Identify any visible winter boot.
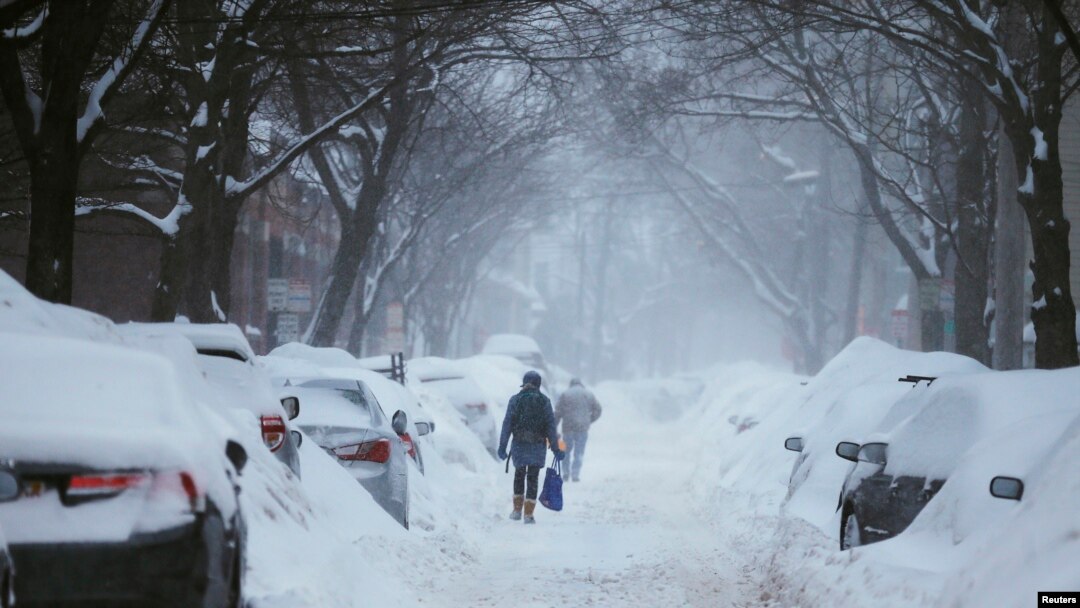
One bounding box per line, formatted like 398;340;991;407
509;495;524;520
523;499;537;524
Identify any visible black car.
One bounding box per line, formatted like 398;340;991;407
834;440;944;549
0;333;250;607
0;467;16;608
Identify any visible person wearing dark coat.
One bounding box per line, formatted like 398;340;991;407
554;378;601;482
498;370;563;524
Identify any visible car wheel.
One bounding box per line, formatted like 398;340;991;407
841;510;861;550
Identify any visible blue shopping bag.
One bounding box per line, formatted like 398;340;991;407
539;457;563;511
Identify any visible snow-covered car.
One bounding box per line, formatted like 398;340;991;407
0;333;249;607
833;368;1080;550
409;357;499;455
0;468;16;608
481;334;549;375
263;344;435;472
121;323;303;478
289;377;412;528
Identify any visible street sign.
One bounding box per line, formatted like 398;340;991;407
275;313;300;343
287;279;312;313
891;309;909;340
267;278;289;312
385;301;405;353
919;278;941;311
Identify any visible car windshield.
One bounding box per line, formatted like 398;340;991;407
293;381;387;428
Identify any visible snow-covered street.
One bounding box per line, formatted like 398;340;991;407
421;389;759;608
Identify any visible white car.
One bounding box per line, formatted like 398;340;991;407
409;357;499;456
0;333;248;606
121;323;303;477
481;334;548;376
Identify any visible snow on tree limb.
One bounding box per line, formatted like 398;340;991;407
77;0;171;147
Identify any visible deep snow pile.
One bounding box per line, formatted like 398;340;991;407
0;272;503;607
681;337;1080;607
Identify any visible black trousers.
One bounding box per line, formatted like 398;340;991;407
513;465;541;500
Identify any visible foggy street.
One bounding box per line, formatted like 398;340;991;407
1;1;1080;607
421;389;761;608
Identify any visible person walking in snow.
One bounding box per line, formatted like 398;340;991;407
498;370;563;524
554;378;601;482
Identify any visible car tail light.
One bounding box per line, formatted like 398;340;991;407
465;402;487;413
68;473;150;498
150;470;205;512
261;415;287;452
333;438;391;463
399;433;417;460
66;471;204;512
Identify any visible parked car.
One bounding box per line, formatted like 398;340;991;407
481;334;549;376
121;323;303;478
831;370;1080;550
288;377;412;528
263;346;434;474
0;333;249;607
0;468;16;608
409;357;499;456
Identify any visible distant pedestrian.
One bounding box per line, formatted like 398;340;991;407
498;370;563;524
554;378;601;482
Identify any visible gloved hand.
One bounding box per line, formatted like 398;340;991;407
498;448;508;461
553;448;565;461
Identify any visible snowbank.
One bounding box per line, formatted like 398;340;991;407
679;337;1080;607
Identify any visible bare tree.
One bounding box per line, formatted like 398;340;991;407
0;0;169;302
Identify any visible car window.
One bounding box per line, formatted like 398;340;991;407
359;384;389;425
196;348;249;363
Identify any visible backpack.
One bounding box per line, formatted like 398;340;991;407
511;390;549;444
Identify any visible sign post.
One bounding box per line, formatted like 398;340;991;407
267;279;288;312
385;301;405;354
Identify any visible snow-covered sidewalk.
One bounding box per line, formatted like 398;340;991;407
419;386;764;608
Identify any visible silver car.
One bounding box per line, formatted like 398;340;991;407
290;378;412;529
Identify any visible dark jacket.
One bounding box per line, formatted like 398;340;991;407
555;385;601;433
498;386;559;468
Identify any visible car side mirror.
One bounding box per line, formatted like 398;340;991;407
290;429;303;448
226;440;248;474
0;469;20;502
784;437;804;452
415;422;432;437
836;441;860;462
280;396;300;420
392;410;408;435
989;476;1024;501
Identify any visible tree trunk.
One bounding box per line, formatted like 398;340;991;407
1006;18;1079;369
310;222;365;347
952;85;993;365
0;1;111;303
844;214;868;346
993;128;1026;370
25;149;78;303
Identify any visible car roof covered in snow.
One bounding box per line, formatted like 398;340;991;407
120;322;256;362
269;342;359;368
880;367;1080;480
481;334;543;356
0;332;225;471
408;356;466;381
